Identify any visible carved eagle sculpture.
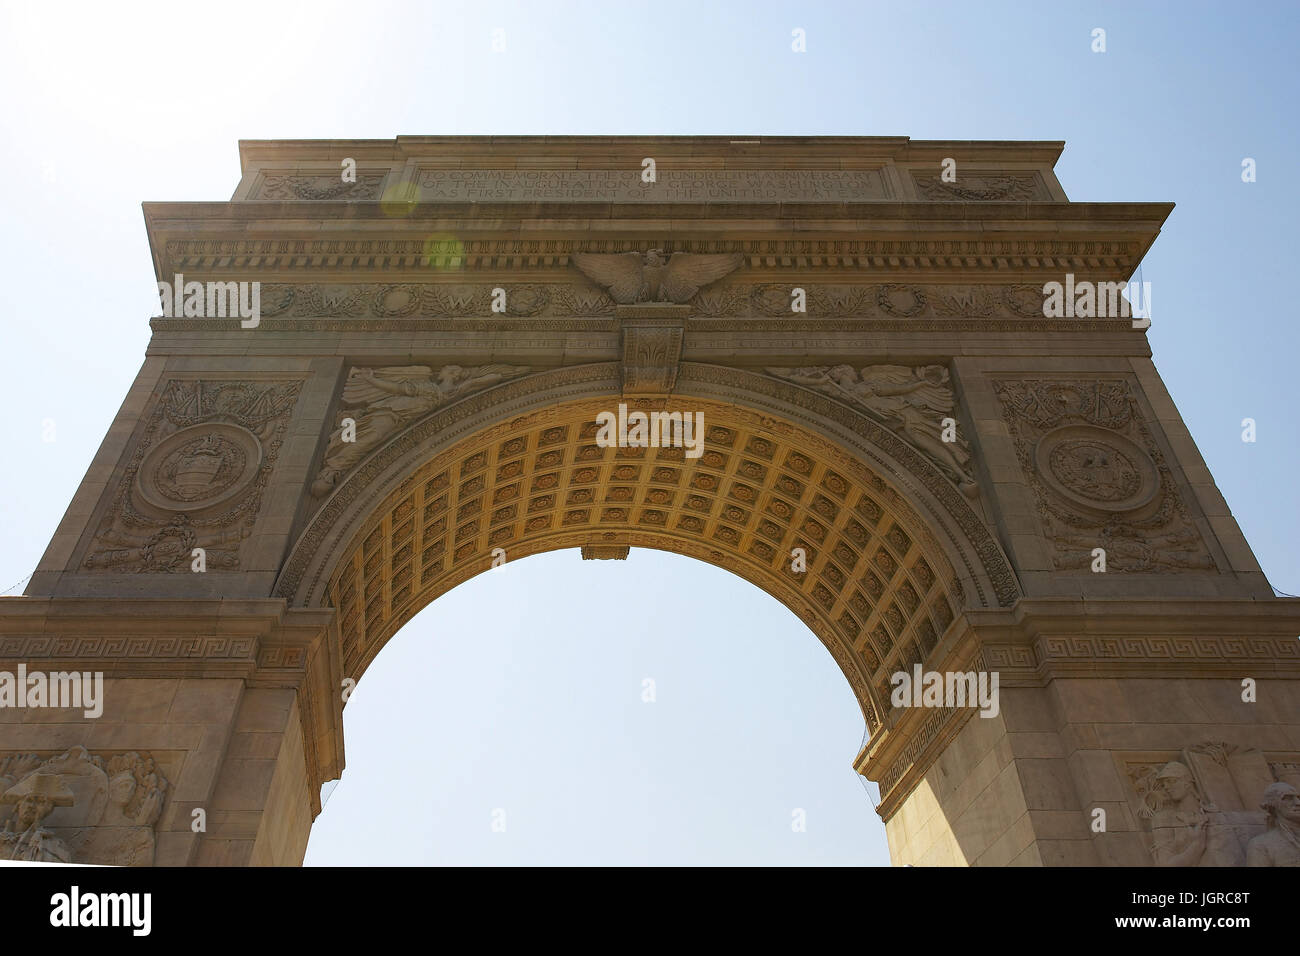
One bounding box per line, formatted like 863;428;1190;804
572;249;743;304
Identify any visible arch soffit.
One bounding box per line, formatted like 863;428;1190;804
274;364;1021;726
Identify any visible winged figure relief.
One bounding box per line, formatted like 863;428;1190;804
571;250;743;304
767;364;977;495
311;364;530;496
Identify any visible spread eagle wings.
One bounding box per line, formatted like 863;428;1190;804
341;365;432;406
660;253;744;303
573;251;743;303
571;252;647;304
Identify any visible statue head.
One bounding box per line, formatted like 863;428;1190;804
109;770;137;809
436;365;464;387
644;249;667;266
1261;782;1300;826
1156;761;1195;801
826;365;857;387
2;773;74;830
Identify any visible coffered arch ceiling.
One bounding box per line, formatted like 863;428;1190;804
276;364;1020;733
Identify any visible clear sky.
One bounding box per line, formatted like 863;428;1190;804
0;0;1296;865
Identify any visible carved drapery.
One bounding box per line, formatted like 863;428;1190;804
765;365;976;493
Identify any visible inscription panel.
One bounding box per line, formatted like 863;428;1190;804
414;168;891;202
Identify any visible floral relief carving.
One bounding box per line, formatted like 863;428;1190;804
84;379;302;573
254;173;386;200
995;379;1215;573
912;173;1045;201
158;281;1137;326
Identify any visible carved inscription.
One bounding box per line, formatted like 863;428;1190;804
415;169;890;202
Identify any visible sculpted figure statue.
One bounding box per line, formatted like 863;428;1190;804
1146;761;1245;866
312;364;530;496
767;364;976;494
1247;782;1300;866
0;773;74;863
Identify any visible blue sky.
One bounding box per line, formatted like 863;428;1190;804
0;0;1295;865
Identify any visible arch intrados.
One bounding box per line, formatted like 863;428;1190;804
277;364;1017;615
278;373;1020;730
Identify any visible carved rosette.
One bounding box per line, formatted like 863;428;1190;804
994;379;1215;573
84;379;302;573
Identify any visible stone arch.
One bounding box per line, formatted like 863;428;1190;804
274;363;1020;733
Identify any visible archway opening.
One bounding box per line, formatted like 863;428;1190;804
303;547;888;865
305;395;980;735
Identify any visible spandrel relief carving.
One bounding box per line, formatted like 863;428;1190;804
766;364;976;495
311;365;532;496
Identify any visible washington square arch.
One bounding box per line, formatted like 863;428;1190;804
2;135;1299;868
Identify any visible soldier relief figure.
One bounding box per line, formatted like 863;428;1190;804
1247;782;1300;866
312;364;531;496
1142;761;1246;866
0;773;74;863
0;747;167;865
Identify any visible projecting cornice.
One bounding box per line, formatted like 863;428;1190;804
143;202;1171;284
142;136;1170;293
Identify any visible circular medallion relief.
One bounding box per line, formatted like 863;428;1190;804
1033;425;1159;514
135;424;263;514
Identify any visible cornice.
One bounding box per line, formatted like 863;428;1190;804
236;135;1067;172
144;198;1171;224
145;222;1165;283
0;597;334;684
